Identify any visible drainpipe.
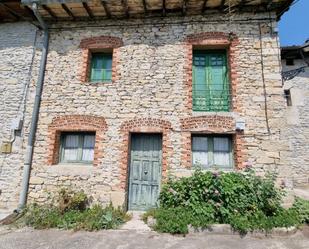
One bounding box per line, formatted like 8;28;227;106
18;2;49;210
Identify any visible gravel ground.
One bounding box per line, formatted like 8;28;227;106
0;226;308;249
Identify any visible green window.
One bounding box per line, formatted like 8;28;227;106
193;51;230;111
60;132;95;164
90;53;112;82
192;135;233;169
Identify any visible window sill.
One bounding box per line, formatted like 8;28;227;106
192;111;235;116
46;164;94;176
86;81;113;85
192;167;234;172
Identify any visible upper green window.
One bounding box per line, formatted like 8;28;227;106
193;51;230;112
59;132;95;164
90;53;112;82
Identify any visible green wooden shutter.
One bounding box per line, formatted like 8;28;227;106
91;54;102;82
193;53;208;111
208;53;229;111
193;51;229;111
102;53;112;81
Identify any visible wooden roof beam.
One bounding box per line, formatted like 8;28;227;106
142;0;148;14
220;0;226;11
0;2;20;21
24;5;37;20
162;0;166;16
42;4;57;20
82;2;94;19
121;0;129;18
101;0;111;18
182;0;188;16
266;0;274;10
202;0;209;13
61;4;75;20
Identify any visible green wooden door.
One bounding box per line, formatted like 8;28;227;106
128;134;162;211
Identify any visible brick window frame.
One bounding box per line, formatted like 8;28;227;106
184;32;240;113
47;115;107;166
119;118;172;189
180;115;245;169
79;36;123;83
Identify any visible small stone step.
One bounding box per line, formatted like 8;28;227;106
120;211;151;231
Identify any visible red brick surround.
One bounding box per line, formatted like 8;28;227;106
47;115;107;166
79;36;123;83
180;115;244;169
183;32;241;113
181;115;235;132
119;118;172;189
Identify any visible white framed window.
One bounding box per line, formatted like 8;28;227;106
192;135;233;169
60;132;95;164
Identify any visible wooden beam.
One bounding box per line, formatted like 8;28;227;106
0;3;20;20
101;1;111;18
61;4;75;20
182;0;188;16
122;0;129;18
202;0;209;13
266;0;273;10
220;0;226;10
82;2;94;19
237;0;247;12
142;0;148;14
162;0;166;16
24;5;37;20
42;4;57;20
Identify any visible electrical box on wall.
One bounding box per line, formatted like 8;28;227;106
236;119;245;131
1;142;12;154
10;116;23;131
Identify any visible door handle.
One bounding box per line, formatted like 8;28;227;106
144;171;148;175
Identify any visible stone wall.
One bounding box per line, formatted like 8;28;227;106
0;22;39;209
0;14;290;209
282;58;309;186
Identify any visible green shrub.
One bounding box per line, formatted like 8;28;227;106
152;207;190;234
56;188;89;213
159;169;283;221
79;204;130;230
229;209;301;234
147;169;303;234
291;197;309;224
19;189;129;231
22;204;62;229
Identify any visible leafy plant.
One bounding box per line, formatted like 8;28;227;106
56;188;89;213
145;169;304;234
291;197;309;224
19;189;129;231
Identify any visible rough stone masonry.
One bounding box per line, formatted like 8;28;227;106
0;12;300;210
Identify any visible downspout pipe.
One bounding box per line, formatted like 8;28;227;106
17;2;49;210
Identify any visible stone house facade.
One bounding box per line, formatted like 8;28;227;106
0;0;299;211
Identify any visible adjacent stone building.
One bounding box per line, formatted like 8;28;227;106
0;0;301;211
281;41;309;187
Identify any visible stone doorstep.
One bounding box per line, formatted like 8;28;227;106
187;224;298;237
120;211;151;231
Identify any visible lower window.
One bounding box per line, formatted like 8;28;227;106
192;135;233;169
59;132;95;164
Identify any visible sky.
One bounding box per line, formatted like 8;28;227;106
278;0;309;46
